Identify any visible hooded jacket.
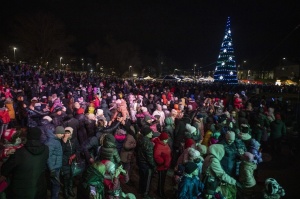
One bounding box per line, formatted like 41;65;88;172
1;140;49;199
202;144;236;185
99;134;121;166
153;137;171;171
45;132;63;171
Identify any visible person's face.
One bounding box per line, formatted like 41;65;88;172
64;131;72;139
56;133;64;139
146;132;153;138
226;138;234;145
192;168;199;176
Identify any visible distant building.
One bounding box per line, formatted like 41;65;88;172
274;64;299;79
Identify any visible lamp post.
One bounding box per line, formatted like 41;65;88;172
194;64;196;79
129;65;132;78
60;57;63;68
13;47;17;62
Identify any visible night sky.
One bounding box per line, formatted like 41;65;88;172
1;0;300;70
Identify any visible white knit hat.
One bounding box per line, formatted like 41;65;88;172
43;116;52;122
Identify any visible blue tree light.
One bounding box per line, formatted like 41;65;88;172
214;17;238;84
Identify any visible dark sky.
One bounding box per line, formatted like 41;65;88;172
1;0;300;70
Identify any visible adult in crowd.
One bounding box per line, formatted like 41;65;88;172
45;126;65;199
137;127;156;199
1;127;49;199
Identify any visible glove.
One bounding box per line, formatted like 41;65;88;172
236;181;242;189
69;154;76;165
50;170;56;178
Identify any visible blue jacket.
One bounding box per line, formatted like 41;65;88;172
45;133;63;171
178;175;204;199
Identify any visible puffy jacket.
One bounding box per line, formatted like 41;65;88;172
239;160;257;188
99;134;121;166
82;121;120;162
45;133;63;171
61;138;81;174
26;108;49;128
38;119;55;144
219;139;240;177
202;144;236;185
136;135;155;169
153;137;171;171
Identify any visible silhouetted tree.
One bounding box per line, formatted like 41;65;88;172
87;37;141;76
13;12;74;65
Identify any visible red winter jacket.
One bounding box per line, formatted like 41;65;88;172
153;137;171;171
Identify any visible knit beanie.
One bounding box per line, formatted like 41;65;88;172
243;152;254;162
55;126;66;134
88;106;95;114
197;144;207;155
185;138;195;149
77;107;85;114
141;127;152;136
96;109;104;116
226;131;235;140
159;132;169;141
116;129;126;135
27;127;42;140
144;115;152;121
184;162;198;174
186;124;196;134
65;127;73;134
188;148;201;160
43;116;53;122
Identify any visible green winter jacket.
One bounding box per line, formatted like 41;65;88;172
202;144;236;185
239;160;257;188
270;119;286;140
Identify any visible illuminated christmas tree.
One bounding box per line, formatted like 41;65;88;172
214;17;238;84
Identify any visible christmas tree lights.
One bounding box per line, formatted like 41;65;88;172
214;17;238;84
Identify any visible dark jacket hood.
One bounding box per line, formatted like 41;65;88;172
25;140;48;155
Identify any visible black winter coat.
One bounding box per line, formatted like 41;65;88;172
63;116;80;142
61;138;81;175
1;140;49;199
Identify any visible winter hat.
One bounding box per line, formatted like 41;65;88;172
159;132;169;141
243;152;254;162
275;114;281;120
185;138;195;149
240;124;249;133
27;127;42;140
77;108;85;114
141;127;152;136
65;127;73;134
43;116;53;122
88;106;95;114
102;160;116;175
162;105;167;110
116;129;126;135
184;162;198;174
186;124;197;134
156;104;162;109
3;129;19;142
265;178;284;196
55;126;66;134
196;113;203;119
188;148;201;160
226;131;235;141
31;97;38;102
96;109;103;116
197;144;207;155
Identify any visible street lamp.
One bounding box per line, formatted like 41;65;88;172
13;47;17;62
194;64;196;79
60;57;63;67
129;65;132;77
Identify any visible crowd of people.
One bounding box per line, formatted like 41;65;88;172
0;63;298;199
